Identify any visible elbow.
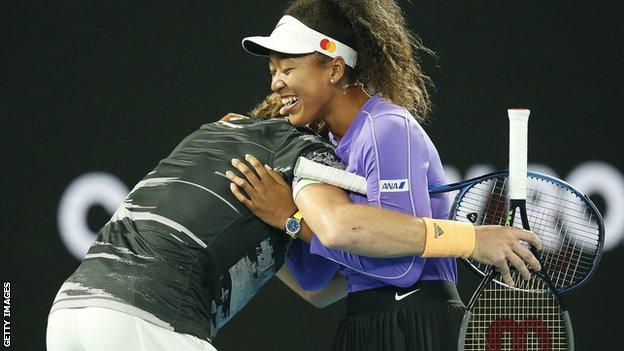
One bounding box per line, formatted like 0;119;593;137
315;228;343;250
313;205;355;250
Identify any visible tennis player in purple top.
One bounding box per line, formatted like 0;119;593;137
302;93;458;290
226;1;543;350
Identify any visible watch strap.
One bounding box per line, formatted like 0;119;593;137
293;211;303;221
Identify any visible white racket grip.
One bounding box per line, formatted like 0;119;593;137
294;157;368;194
508;108;530;200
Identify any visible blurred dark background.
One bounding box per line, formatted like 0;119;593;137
4;1;623;350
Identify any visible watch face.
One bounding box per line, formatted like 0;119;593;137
285;218;300;234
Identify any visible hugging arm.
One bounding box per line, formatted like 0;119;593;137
228;154;543;287
294;182;428;256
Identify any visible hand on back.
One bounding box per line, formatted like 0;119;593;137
226;154;297;229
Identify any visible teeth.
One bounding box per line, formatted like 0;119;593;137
281;96;299;105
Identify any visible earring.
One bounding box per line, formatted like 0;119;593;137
330;78;335;84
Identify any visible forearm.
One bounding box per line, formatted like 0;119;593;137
316;203;427;258
296;183;477;261
296;219;313;243
308;233;422;287
275;265;347;308
296;183;427;258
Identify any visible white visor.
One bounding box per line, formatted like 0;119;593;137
242;15;358;68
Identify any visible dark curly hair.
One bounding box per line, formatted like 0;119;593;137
284;0;434;122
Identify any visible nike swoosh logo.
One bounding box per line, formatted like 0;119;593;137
394;288;421;301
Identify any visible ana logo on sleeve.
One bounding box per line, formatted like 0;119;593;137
379;179;409;192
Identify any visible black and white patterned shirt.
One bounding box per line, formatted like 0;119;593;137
51;117;344;340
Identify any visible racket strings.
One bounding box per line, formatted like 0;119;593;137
526;200;599;242
526;190;600;242
464;273;569;350
526;200;591;287
459;178;598;238
528;203;595;288
523;179;599;290
454;175;601;291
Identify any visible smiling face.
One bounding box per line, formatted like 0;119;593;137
268;52;335;127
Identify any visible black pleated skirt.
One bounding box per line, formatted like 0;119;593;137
332;281;466;351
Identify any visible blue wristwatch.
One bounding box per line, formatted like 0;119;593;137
284;211;303;238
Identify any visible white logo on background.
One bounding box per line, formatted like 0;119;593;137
57;172;128;260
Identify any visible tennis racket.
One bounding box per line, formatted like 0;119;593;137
430;169;603;293
458;108;577;351
429;109;603;293
294;137;604;294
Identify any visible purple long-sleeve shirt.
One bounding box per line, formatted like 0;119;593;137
286;94;456;293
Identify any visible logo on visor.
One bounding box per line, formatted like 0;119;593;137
319;38;336;53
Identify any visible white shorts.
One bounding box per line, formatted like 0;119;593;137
46;307;217;351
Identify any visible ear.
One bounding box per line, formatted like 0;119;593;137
329;56;347;83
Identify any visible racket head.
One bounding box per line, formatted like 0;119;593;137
450;171;604;293
458;270;575;351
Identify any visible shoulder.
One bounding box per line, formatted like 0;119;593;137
250;118;332;152
360;99;428;148
366;96;411;120
252;117;296;136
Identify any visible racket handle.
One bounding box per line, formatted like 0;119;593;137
508;108;530;201
294;157;368;194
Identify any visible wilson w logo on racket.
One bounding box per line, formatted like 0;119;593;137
487;318;553;350
460;271;573;351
